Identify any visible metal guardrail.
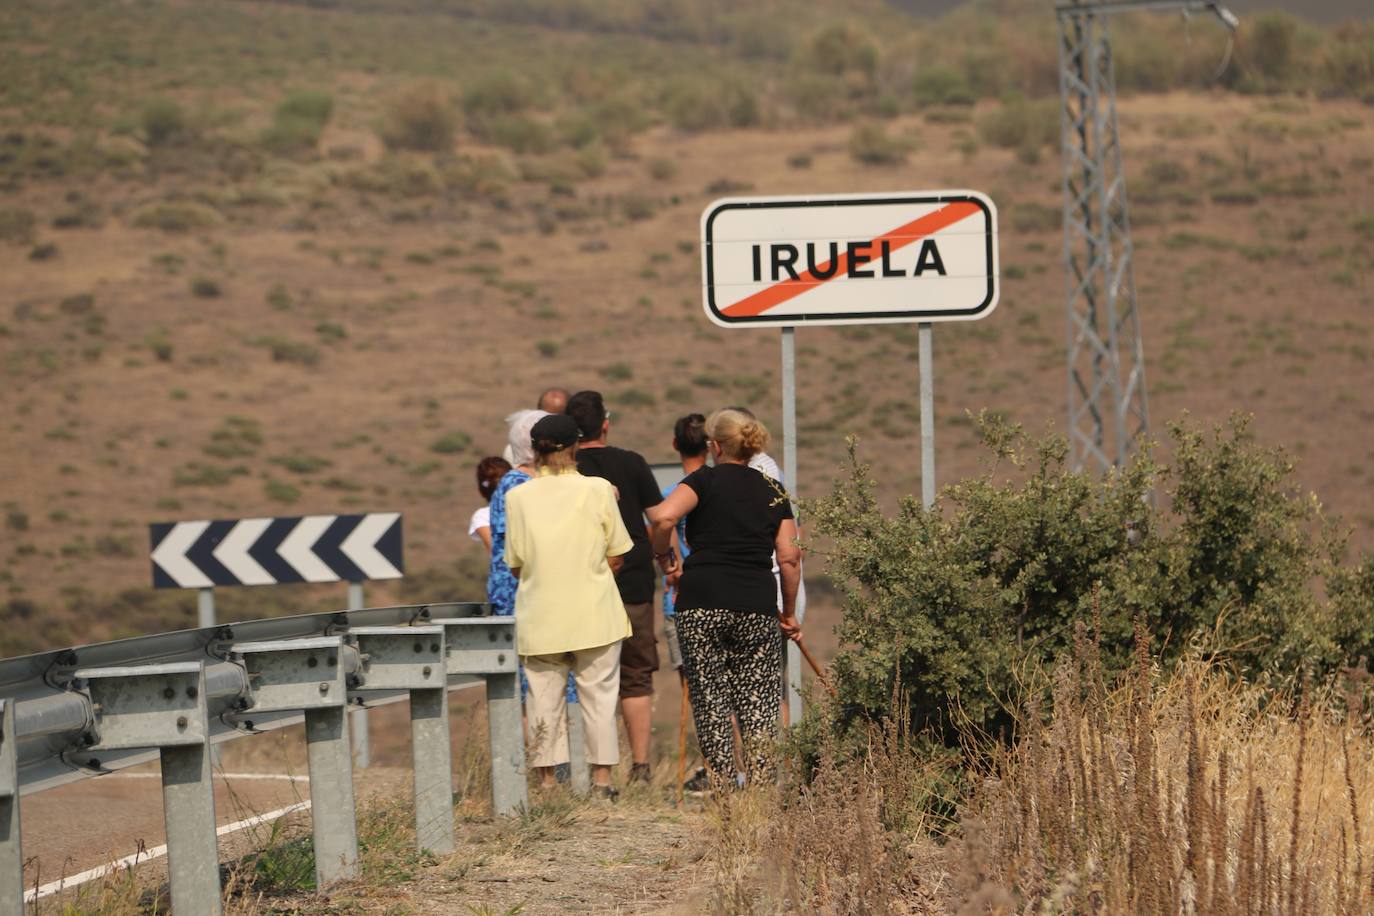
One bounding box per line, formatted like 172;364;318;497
0;601;526;916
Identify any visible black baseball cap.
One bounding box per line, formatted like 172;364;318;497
530;414;580;453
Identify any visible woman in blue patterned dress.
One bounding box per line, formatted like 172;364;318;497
488;409;549;615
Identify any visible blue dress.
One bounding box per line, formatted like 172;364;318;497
486;469;530;615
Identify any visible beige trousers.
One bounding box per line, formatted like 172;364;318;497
522;640;622;768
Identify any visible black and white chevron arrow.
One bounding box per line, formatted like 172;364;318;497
149;513;403;589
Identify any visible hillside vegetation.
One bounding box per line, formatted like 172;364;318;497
0;0;1371;654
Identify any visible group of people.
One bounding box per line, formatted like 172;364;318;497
467;387;802;797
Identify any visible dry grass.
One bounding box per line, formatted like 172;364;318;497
699;630;1374;915
958;630;1374;914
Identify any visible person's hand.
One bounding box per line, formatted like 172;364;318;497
777;613;802;643
665;568;682;589
655;548;680;577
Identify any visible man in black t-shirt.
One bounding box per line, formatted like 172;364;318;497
567;390;663;783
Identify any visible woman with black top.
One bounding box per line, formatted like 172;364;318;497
648;408;802;785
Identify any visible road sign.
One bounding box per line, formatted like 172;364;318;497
701;190;998;328
150;513;403;589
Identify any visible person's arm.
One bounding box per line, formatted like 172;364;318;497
477;526;493;554
608;554;625;575
775;518;802;642
648;484;697;575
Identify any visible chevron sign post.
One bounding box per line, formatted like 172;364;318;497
150;513;403;589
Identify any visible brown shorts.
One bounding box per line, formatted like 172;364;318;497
619;601;659;698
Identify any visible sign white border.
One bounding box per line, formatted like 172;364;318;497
701;189;999;329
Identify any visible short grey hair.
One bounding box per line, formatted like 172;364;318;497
505;409;551;467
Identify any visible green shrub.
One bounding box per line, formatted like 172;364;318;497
848;123;908;165
28;241;58;261
430;431;472;454
190;276;221;298
0;209;36;244
131;202;223;233
272;453;331;474
173;462;246;487
379;83;458;153
535;339;559;358
140;98;187;147
264;478;301;504
809;414;1353;746
251;335;319;366
262;90;334;155
461;70;536;117
477;114;556;154
913;66;975;107
977;93;1058;155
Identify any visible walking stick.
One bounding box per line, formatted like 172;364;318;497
794;635;838;699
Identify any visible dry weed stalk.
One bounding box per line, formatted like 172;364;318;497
958;631;1374;914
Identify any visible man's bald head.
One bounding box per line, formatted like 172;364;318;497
537;387;570;414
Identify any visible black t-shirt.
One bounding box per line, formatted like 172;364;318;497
575;444;663;604
675;463;794;615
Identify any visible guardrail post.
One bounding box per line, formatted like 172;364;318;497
78;661;221;916
0;700;22;911
349;626;454;854
430;618;527;816
232;636;359;887
410;687;454;853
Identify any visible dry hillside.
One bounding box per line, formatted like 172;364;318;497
0;0;1372;654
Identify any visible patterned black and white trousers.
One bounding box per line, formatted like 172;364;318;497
676;606;783;781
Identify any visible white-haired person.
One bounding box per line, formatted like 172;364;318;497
487;409;549;618
504;414;633;798
647;408;802;787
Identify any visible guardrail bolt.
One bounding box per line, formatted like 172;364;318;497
327;654;337;667
504;632;512;643
176;716;188;731
488;631;497;643
308;655;319;668
162;687;176;700
186;685;198;699
413;642;423;653
429;642;440;653
497;653;506;664
422;666;432;678
319;682;330;694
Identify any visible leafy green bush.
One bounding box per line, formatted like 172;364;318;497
140;98;187;147
913;67;975;107
848;123;908;165
977;92;1057;158
0;208;36;244
379;83;458;153
430;431;472;454
262;90;334;155
131;202;223;233
808;414;1358;746
190;276;221;298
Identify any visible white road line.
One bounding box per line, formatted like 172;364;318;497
110;771;308;783
25;800;312;902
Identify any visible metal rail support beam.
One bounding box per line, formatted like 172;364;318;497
77;662;221;916
232;636;359;887
1058;0;1236;473
0;701;21;909
349;626;454;853
431;618;526;815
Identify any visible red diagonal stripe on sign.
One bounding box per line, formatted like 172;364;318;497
719;200;982;318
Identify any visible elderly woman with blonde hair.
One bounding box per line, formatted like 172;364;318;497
648;408;801;788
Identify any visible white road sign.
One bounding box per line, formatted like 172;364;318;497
701;190;998;328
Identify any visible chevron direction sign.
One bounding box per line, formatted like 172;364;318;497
150;513;403;589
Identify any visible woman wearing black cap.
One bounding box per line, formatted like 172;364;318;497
503;414;634;798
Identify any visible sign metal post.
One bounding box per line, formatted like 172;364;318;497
780;327;803;724
702;190;999;717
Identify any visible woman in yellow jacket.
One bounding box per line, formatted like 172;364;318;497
503;414;633;799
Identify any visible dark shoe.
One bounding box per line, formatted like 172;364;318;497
628;762;652;785
591;784;619;803
553;762;571;783
683;766;711;796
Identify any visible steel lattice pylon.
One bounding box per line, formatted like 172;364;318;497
1057;0;1236;472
